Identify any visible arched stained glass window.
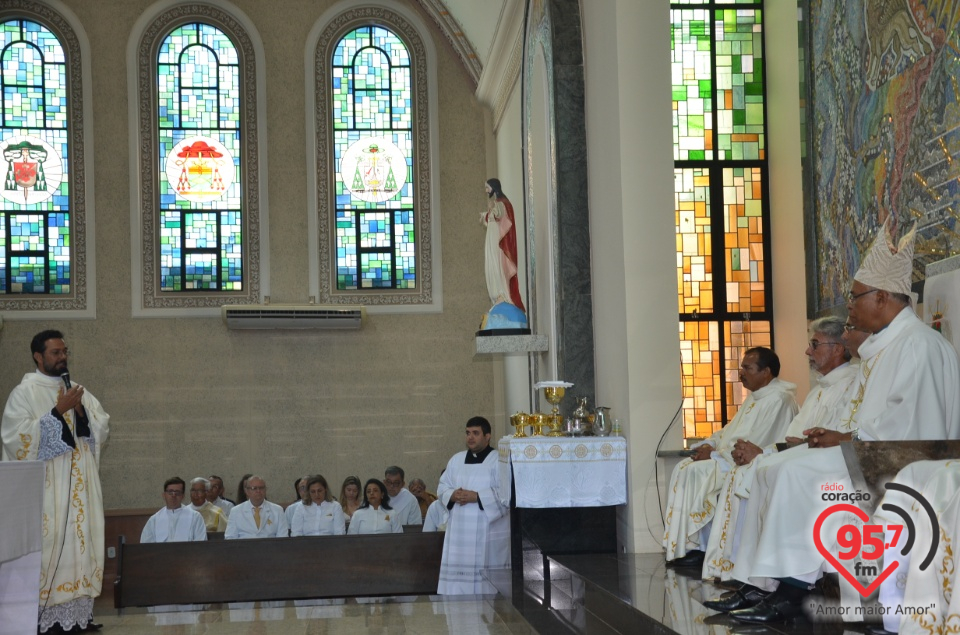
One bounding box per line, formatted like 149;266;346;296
0;6;91;315
134;4;263;313
312;6;437;309
332;26;414;291
157;23;242;292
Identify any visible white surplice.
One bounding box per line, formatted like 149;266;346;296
141;506;207;543
703;362;859;579
423;499;449;532
732;308;960;594
437;448;509;594
662;378;798;560
1;371;110;633
900;462;960;635
389;488;423;526
865;460;960;632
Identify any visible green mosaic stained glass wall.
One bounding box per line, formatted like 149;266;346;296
332;25;416;291
672;1;772;439
0;19;70;294
157;23;243;292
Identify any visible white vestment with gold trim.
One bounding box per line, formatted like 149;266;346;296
703;362;858;579
662;378;798;560
1;371;110;633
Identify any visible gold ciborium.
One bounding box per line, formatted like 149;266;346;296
528;413;549;436
510;412;529;438
535;381;573;437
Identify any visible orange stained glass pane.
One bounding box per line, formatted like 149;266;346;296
722;167;766;313
675;167;713;314
679;320;723;438
695;422;714;439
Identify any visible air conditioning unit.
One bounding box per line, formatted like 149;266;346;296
221;304;365;330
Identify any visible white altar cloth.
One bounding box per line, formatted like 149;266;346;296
0;460;44;635
498;436;627;508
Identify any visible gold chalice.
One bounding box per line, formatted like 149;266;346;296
542;386;567;437
510;412;529;438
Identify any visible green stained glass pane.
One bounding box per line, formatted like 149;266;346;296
671;9;713;160
714;9;765;160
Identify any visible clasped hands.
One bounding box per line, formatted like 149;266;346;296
801;427;851;448
731;439;763;466
56;385;85;417
452;487;479;505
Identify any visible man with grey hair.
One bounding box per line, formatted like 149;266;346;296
702;315;867;584
724;220;960;624
187;477;227;532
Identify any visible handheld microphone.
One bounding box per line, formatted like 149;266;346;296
61;372;71;389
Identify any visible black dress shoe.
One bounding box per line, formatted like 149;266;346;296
666;550;705;568
80;623;103;633
863;627;896;635
728;595;803;623
702;585;769;613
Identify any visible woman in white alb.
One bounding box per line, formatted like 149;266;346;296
291;474;345;536
347;478;403;534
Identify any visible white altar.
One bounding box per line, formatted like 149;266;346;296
498;435;627;508
0;460;44;634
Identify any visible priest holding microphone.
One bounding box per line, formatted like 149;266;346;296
1;330;111;634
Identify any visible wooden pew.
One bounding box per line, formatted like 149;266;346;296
114;531;445;607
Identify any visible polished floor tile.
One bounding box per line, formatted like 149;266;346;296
95;596;538;634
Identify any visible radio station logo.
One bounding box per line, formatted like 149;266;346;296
814;482;938;599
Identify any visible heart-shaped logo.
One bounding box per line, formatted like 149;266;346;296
813;503;898;598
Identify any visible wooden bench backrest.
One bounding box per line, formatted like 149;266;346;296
115;531;445;607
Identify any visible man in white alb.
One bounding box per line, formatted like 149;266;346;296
225;476;289;539
141;477;207;543
1;330;111;634
437;416;509;594
663;347;798;568
725;220;960;625
384;466;423;526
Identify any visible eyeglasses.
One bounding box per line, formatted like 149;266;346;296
164;490;184;496
245;486;266;491
846;288;879;303
808;340;842;350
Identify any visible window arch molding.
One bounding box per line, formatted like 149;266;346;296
0;0;96;318
306;0;442;312
128;0;269;317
